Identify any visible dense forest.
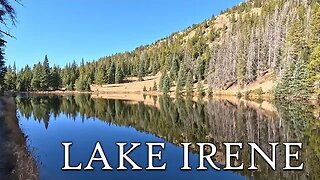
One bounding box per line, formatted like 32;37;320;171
1;0;320;99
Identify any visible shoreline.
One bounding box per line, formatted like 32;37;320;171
7;90;320;118
0;97;38;180
8;89;319;101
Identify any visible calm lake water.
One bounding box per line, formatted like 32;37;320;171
15;95;320;180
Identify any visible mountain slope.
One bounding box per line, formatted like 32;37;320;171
7;0;320;99
90;0;319;98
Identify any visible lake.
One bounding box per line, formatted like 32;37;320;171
15;95;320;180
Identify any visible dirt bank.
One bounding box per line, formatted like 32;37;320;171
0;97;38;180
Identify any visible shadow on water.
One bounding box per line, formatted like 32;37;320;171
15;94;320;180
0;97;38;180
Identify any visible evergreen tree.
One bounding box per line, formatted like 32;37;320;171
197;81;205;96
137;59;145;81
0;1;17;92
177;63;186;87
175;63;186;95
4;65;16;91
0;39;6;92
291;50;312;98
159;72;166;92
95;64;106;85
61;64;71;88
169;58;179;81
175;78;183;96
195;57;205;81
40;55;50;90
287;16;306;61
309;2;320;50
15;72;23;91
31;63;42;91
115;64;124;84
308;44;320;92
208;86;213;96
185;72;193;96
152;80;157;91
16;65;32;91
162;74;171;94
66;61;78;90
76;74;91;92
143;86;147;92
50;65;61;89
107;62;116;84
151;61;159;76
276;49;312;98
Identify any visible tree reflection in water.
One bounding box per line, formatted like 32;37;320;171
16;94;320;179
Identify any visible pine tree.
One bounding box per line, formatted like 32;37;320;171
276;49;312;99
197;81;205;96
195;57;205;81
0;40;6;92
95;64;106;85
308;44;320;92
0;1;17;92
169;58;179;81
208;86;213;96
177;63;186;87
107;62;116;84
76;74;91;92
185;72;193;96
175;78;183;95
16;72;23;92
70;61;79;89
50;66;61;90
162;74;171;94
137;59;145;81
16;65;32;92
40;55;50;90
143;86;147;92
309;2;320;50
159;72;166;92
31;63;42;91
152;81;157;91
287;16;306;62
151;61;159;76
4;65;16;91
291;50;312;98
115;64;124;84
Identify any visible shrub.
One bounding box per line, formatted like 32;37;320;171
208;86;213;96
244;90;251;99
237;92;242;99
253;87;264;96
152;81;158;91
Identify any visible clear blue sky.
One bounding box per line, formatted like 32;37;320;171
5;0;243;69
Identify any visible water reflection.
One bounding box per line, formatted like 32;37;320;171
16;95;320;180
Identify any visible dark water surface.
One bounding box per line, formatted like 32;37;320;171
15;95;320;180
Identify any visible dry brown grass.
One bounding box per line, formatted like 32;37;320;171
212;71;276;98
91;73;162;94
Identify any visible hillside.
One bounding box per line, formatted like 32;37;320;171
3;0;320;99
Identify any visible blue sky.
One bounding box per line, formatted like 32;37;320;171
5;0;243;69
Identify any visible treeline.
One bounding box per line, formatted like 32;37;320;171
2;0;320;98
0;0;19;93
2;56;128;92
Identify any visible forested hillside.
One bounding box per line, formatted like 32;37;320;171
2;0;320;99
